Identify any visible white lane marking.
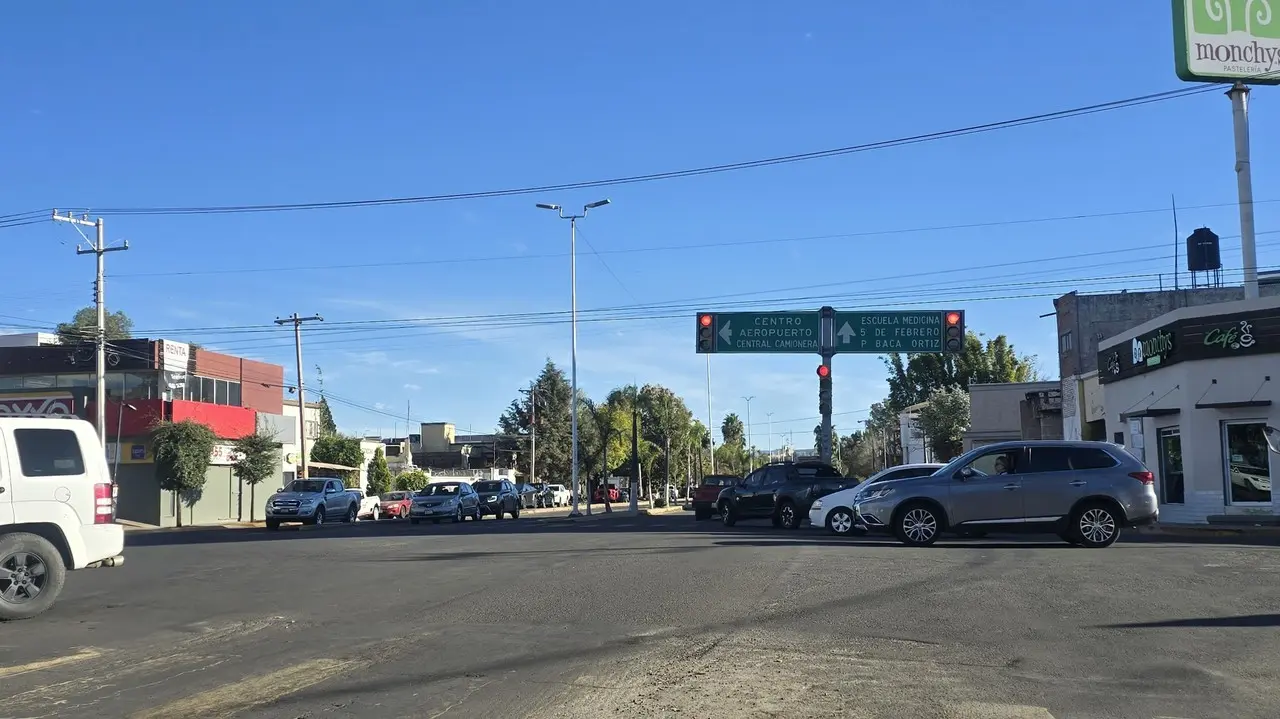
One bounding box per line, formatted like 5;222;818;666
0;648;104;679
129;658;360;719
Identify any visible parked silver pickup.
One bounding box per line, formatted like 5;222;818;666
265;477;362;530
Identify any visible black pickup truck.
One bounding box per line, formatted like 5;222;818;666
715;460;853;529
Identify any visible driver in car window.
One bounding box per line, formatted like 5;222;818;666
994;456;1011;474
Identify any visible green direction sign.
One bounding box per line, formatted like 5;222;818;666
833;310;946;354
711;312;821;353
1173;0;1280;84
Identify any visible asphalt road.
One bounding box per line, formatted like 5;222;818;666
2;513;1279;719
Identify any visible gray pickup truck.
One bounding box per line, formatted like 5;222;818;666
265;477;362;530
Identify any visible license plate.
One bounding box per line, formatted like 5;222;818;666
276;509;297;514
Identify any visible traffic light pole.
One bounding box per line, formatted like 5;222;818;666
818;306;835;465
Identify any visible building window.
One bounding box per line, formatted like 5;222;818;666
1157;427;1184;504
215;379;230;405
22;375;56;389
228;381;242;407
1222;421;1272;504
56;373;94;388
1060;331;1073;352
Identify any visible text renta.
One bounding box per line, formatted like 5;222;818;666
736;316;818;350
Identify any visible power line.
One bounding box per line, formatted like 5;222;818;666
32;85;1219;219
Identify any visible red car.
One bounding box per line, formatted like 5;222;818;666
692;475;741;520
594;486;621;503
379;491;415;519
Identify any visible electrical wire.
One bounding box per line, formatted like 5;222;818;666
30;85;1223;218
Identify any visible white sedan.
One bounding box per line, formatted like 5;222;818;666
808;463;944;536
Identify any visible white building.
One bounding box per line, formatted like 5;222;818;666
898;401;935;464
1099;296;1280;525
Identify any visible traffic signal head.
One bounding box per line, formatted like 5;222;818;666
817;364;832;414
944;310;964;352
816;365;830;378
696;313;715;353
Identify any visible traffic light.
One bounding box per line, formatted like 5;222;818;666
817;364;832;415
944;310;964;352
696;313;715;353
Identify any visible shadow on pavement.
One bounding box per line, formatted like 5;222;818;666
375;545;707;562
122;514;1280;549
1099;613;1280;629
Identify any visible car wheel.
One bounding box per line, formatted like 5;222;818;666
472;507;481;521
0;533;68;621
778;501;801;530
719;501;737;527
495;507;504;520
345;504;358;523
312;506;326;526
826;507;856;536
1072;502;1121;548
893;502;941;547
694;508;711;521
371;506;381;521
265;520;281;531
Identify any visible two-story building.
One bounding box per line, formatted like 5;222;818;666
0;335;290;527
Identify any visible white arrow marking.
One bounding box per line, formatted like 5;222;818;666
837;322;855;345
718;320;733;345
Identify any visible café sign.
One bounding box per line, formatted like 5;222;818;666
1100;308;1280;384
1132;330;1175;367
1203;320;1257;351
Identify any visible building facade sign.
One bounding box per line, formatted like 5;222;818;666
209;443;245;466
158;340;190;373
0;393;76;417
1099;309;1280;384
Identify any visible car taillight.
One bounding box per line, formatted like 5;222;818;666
94;483;116;524
1129;471;1154;486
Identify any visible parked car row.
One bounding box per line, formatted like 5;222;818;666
696;440;1161;549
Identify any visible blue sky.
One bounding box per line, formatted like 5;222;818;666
2;1;1277;448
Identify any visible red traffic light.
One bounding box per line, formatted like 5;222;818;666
699;314;713;327
946;312;961;325
816;365;830;378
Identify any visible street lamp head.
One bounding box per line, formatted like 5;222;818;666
536;203;561;211
584;199;611;210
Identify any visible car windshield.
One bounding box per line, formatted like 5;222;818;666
417;483;461;496
796;464;843;479
701;476;737;486
285;480;326;493
381;492;410;501
474;481;502;493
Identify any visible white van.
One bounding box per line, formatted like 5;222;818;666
0;417;126;620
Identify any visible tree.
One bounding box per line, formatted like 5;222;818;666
721;413;745;448
56;307;133;344
498;359;573;483
367;446;392;496
231;432;281;522
394;468;430;492
915;386;971;461
884;331;1039;411
839;432;877;479
813;424;839;466
309;434;365;488
152;419;216;527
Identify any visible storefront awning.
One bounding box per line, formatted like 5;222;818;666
1195;399;1273;410
1119;407;1180;420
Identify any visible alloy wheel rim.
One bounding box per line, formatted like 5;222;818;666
831;511;852;533
0;551;47;604
1079;509;1116;544
902;508;937;543
781;506;794;525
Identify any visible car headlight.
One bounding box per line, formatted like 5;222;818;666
487;496;498;502
864;487;895;501
811;500;823;511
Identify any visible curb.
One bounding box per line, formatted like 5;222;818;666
1137;524;1280;538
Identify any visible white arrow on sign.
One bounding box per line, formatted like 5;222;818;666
718;320;733;345
837;322;855;345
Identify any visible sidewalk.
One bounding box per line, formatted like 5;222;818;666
534;505;689;523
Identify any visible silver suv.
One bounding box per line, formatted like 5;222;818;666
853;440;1159;548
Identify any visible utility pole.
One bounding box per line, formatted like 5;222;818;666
706;354;715;475
629;391;640;512
766;412;774;461
275;313;323;479
53;211;128;450
742;396;755;471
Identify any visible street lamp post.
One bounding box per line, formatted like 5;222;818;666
537;199;611;519
766;412;774;461
742;396;755;471
113;400;137;486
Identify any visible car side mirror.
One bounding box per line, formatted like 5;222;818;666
277;488;284;493
958;467;975;480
